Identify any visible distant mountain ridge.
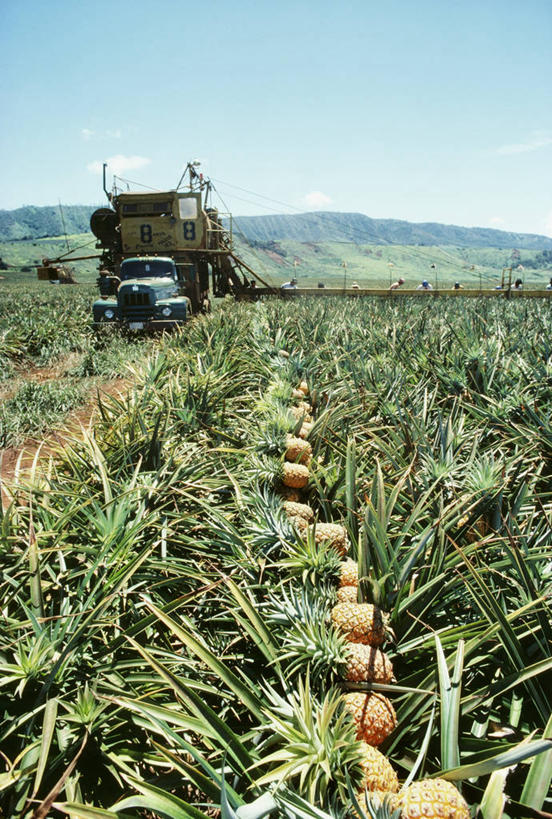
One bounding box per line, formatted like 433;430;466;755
231;211;552;250
0;205;97;241
1;204;551;250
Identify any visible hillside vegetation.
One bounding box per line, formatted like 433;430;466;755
2;233;552;290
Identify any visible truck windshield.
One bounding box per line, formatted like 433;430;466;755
121;260;175;280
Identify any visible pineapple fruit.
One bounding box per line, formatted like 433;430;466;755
309;522;349;557
298;380;309;395
345;644;394;684
282;501;314;522
285;436;312;465
339;558;359;587
331;602;385;646
291;403;313;423
282;462;310;489
279;486;302;502
337;585;358;603
298;422;313;438
394;779;470;818
357;742;399;793
343;691;397;746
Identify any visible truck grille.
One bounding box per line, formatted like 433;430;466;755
120;305;155;321
122;292;151;307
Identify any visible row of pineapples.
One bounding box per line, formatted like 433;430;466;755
274;378;470;818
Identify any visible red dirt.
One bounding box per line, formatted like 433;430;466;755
0;377;130;508
0;354;83;401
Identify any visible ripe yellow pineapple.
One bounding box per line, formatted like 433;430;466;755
309;522;349;556
282;462;310;489
395;779;470;818
282;501;314;521
339;558;359;587
342;692;397;746
292;388;305;399
298;422;313;438
298;380;309;395
345;644;394;684
357;742;399;793
285;436;312;465
337;585;358;603
331;602;385;646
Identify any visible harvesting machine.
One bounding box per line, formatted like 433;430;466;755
87;161;275;329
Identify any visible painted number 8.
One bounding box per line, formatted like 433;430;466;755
183;221;196;241
140;224;152;243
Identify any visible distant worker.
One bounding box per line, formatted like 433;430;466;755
454;282;463;290
281;278;298;290
512;278;523;290
546;277;552;290
389;277;405;290
351;281;360;290
317;281;325;288
417;280;433;290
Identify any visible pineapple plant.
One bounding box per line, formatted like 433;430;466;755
394;779;470;818
331;602;386;646
342;691;397;746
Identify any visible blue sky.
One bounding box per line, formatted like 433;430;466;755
1;0;551;235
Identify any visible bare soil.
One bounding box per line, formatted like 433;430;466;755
0;377;130;508
0;353;84;401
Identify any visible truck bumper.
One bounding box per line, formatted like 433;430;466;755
93;319;185;332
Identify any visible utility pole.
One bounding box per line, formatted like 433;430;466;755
342;261;347;290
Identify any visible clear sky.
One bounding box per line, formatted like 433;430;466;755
1;0;551;235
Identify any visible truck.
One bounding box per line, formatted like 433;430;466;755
92;256;190;330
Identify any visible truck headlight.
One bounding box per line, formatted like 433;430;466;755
161;306;172;317
104;309;115;319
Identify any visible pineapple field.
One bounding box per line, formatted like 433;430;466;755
1;295;552;818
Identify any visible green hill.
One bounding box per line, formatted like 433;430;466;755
0;205;96;241
2;204;552;250
231;211;552;250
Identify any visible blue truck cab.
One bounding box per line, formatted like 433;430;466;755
93;257;190;330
